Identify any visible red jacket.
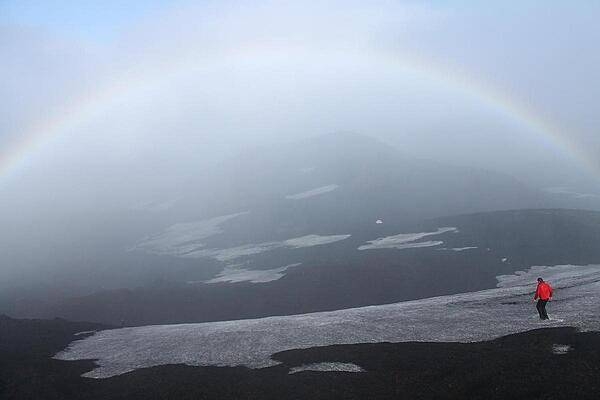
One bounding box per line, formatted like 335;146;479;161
534;282;553;300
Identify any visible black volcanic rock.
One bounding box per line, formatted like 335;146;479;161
17;209;600;327
1;316;599;400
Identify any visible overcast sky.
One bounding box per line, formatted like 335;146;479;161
2;0;600;293
2;0;600;211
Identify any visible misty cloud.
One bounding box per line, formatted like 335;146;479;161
2;0;600;294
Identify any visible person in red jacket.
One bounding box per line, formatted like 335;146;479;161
534;277;553;320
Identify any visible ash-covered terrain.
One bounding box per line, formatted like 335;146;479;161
3;263;600;400
5;1;600;398
5;134;600;325
17;207;600;327
3;135;600;400
55;264;600;378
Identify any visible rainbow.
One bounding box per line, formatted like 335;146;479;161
0;44;594;185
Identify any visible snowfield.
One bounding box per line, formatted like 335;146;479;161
132;212;249;256
132;212;350;262
357;227;457;250
283;234;351;248
184;234;351;262
288;362;365;374
438;247;479;252
55;264;600;378
205;263;302;284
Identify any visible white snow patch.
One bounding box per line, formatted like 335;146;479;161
438;247;478;252
186;242;280;262
205;264;302;284
289;362;365;374
74;331;96;337
284;234;351;248
496;264;600;289
55;264;600;379
552;344;572;355
358;227;457;251
132;212;249;256
133;212;349;262
381;240;444;250
184;234;351;262
285;185;339;200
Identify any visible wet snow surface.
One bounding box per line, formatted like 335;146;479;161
288;362;365;374
552;344;572;355
132;212;249;256
184;234;351;262
357;227;457;250
438;247;478;252
205;263;302;284
56;264;600;378
132;212;350;262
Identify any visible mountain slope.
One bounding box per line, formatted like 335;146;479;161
3;314;600;399
18;209;600;326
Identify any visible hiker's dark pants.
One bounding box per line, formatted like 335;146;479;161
536;299;549;320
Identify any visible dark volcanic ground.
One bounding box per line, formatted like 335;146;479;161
2;315;600;400
14;209;600;327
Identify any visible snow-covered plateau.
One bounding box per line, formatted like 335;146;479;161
55;264;600;378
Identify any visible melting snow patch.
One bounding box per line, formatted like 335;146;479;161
382;240;444;250
186;242;280;262
284;235;351;248
132;212;249;256
552;344;572;355
496;264;600;289
438;247;478;252
136;222;350;262
285;185;339;200
205;264;302;284
288;362;365;374
358;227;457;251
74;331;96;337
55;264;600;379
184;235;351;262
